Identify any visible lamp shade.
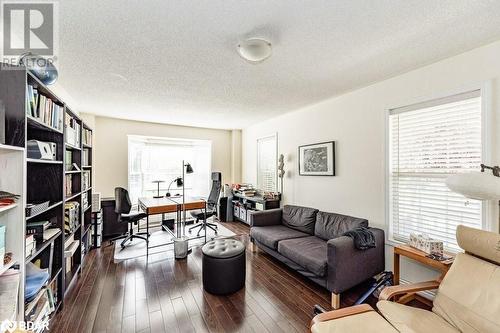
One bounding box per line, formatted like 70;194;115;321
185;163;194;174
176;177;183;187
445;172;500;200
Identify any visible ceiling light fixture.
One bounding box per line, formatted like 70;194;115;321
237;38;272;63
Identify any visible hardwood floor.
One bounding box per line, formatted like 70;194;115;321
49;222;401;332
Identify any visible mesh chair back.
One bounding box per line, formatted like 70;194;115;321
207;172;221;211
115;187;132;214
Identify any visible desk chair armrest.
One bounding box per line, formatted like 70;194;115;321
379;280;440;301
310;304;374;328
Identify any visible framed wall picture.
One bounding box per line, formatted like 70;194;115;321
298;141;335;176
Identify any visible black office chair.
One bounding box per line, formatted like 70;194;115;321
188;172;221;236
112;187;148;248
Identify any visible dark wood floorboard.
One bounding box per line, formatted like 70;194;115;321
50;221;427;333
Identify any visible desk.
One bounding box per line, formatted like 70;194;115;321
393;244;454;304
138;196;207;252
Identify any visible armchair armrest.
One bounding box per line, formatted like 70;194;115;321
249;208;282;227
379;280;440;301
327;228;385;294
311;304;374;327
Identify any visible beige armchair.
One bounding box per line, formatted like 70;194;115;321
310;225;500;333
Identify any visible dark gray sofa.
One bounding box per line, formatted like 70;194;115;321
249;205;385;309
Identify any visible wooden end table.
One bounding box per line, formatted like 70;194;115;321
393;244;454;305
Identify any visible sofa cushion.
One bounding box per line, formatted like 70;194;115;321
278;236;328;277
377;300;459;333
282;205;319;235
250;225;309;250
314;211;368;241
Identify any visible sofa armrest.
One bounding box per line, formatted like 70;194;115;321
379;280;440;301
249;208;282;227
310;304;374;328
327;228;385;294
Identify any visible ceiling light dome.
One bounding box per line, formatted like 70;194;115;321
237;38;272;63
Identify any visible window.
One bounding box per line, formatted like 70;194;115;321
128;135;211;204
388;90;484;251
257;134;277;192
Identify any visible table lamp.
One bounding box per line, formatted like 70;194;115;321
166;177;183;197
152;180;165;198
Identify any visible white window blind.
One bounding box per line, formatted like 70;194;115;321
389;90;483;251
128;136;211;204
257;135;277;192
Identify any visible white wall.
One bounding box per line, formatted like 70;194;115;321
89;116;233;198
242;40;500;282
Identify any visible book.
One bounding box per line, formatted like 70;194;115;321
64;201;80;234
65;150;73;171
26;85;63;131
43;228;60;241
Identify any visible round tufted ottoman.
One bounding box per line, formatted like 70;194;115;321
202;238;246;295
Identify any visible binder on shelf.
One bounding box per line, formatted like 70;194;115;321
83;128;92;146
82;170;91;190
64;114;81;147
65;174;73;197
65;150;72;171
64;201;80;235
82;149;90;166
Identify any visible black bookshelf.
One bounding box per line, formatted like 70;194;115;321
0;64;94;320
26;70;65;319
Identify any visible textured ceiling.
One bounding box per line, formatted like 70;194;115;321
53;0;500;129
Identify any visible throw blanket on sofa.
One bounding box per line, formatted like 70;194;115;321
343;227;376;250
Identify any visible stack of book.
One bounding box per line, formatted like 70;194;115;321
82;192;88;209
82;170;90;190
64;235;79;274
64;115;81;147
65;174;73;197
64;201;80;235
91;209;103;247
25;263;55;323
26;85;64;131
25;234;35;258
83;128;92;146
26;220;51;243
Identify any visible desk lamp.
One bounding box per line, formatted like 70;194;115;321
166;177;183;197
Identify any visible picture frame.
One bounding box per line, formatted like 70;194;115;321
298;141;335;176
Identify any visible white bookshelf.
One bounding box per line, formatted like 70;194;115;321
0;145;26;321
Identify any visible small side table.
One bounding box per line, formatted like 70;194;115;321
393;244;454;304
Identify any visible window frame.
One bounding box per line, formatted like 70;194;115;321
384;82;494;249
127;134;212;204
256;133;278;192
